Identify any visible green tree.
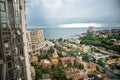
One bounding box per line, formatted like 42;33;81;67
31;62;38;69
78;63;84;70
92;57;96;63
82;54;90;62
98;59;105;67
35;69;42;80
58;38;63;42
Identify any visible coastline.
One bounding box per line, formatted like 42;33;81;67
27;27;120;39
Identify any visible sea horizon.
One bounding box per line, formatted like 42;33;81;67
27;27;120;39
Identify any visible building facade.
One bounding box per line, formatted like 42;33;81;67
87;26;95;33
0;0;31;80
27;29;45;55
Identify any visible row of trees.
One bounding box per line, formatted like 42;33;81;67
80;32;120;53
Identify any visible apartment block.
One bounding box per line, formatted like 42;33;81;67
0;0;31;80
27;29;45;56
87;26;95;33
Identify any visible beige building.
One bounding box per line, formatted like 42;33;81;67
27;29;45;55
81;45;90;53
30;66;35;79
64;68;88;80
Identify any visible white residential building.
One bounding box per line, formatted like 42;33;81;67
27;29;45;55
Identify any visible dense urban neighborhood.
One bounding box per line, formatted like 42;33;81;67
0;0;120;80
29;27;120;80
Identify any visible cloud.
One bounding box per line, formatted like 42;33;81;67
26;0;120;26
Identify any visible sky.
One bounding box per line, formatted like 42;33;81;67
26;0;120;27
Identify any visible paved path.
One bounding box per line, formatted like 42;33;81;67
98;65;120;79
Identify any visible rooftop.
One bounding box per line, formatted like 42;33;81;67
29;56;38;63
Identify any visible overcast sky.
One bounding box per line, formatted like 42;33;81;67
26;0;120;27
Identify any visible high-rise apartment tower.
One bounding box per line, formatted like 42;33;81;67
0;0;31;80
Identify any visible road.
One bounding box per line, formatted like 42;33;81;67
96;48;120;57
97;65;120;79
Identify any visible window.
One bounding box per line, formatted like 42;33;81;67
15;17;20;24
0;12;7;23
0;0;5;2
1;11;6;17
0;2;5;11
15;10;18;17
8;62;12;68
14;0;18;3
19;49;23;55
4;43;9;48
14;4;18;10
1;18;7;23
2;23;7;28
15;24;19;28
6;56;11;61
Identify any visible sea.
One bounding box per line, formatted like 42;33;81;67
27;27;120;39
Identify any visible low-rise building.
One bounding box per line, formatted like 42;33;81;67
50;58;58;65
89;52;109;60
81;45;91;53
30;66;35;79
60;57;76;68
30;56;38;63
52;49;58;58
64;68;87;80
88;63;97;72
76;56;82;63
114;40;120;45
38;59;52;68
68;38;80;44
39;74;51;80
43;41;55;51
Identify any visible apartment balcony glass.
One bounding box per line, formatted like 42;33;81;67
0;2;5;11
0;12;7;23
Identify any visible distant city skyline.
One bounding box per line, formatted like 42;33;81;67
26;0;120;27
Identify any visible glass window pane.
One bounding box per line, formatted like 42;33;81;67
15;17;20;24
4;43;9;48
0;12;7;23
1;18;7;23
1;12;6;17
15;24;19;28
0;2;5;11
14;4;18;10
14;0;17;3
2;24;7;28
15;11;18;17
0;0;5;2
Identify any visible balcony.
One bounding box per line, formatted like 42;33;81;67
2;31;11;40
